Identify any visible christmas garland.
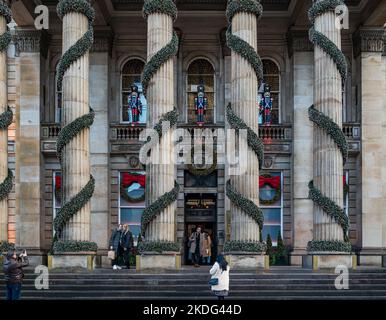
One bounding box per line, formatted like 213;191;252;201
226;180;264;241
307;0;350;247
223;240;266;253
0;1;11;52
0;240;14;253
187;152;217;176
141;181;179;235
224;1;265;251
0;2;13;204
53;0;96;252
307;240;352;253
137;241;180;254
309;105;348;165
141;0;178;95
259;174;281;205
139;0;180;253
53;240;98;253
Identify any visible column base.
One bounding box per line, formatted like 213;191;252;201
303;253;356;270
225;253;269;270
136;252;181;270
290;249;308;266
359;249;386;267
48;252;96;270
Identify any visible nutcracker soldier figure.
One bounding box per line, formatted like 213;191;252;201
128;84;142;126
258;82;264;125
259;83;273;125
194;85;208;126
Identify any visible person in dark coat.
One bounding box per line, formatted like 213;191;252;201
121;224;134;269
109;224;123;269
3;249;29;300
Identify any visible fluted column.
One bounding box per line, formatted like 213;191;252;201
145;13;175;242
230;12;260;242
0;2;9;242
61;11;91;241
312;5;344;241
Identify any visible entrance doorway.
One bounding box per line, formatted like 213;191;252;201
184;193;217;265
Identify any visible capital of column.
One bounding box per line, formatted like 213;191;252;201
12;28;50;58
353;27;386;58
286;29;313;57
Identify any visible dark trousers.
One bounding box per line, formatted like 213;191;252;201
123;249;131;268
111;245;123;266
6;283;21;300
192;252;200;265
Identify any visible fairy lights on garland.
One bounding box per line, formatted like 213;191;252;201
53;0;97;253
0;3;13;204
139;0;180;252
224;0;265;251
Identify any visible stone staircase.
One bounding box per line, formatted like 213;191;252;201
1;266;386;300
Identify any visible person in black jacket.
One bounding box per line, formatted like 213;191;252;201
121;224;134;269
3;249;29;300
109;224;123;269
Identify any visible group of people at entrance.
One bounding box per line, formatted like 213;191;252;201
109;224;134;269
188;226;213;267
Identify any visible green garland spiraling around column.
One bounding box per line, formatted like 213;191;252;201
224;1;265;251
226;0;264;84
0;3;13;203
140;0;180;252
141;0;179;95
307;0;350;249
53;0;96;252
226;103;264;167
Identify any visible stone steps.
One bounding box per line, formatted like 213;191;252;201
0;267;384;300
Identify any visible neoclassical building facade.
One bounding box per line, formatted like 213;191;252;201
0;0;385;267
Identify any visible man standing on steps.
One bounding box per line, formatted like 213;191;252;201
189;226;204;267
109;224;123;270
121;224;134;269
3;249;29;300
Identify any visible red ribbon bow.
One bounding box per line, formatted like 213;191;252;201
259;175;280;189
55;175;61;190
122;173;146;188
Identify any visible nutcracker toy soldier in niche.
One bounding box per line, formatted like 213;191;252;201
259;83;273;125
128;84;142;126
258;82;264;125
194;85;208;126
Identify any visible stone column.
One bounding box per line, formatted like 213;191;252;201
14;29;49;264
89;31;112;252
0;3;9;242
61;11;91;242
230;12;260;242
312;9;344;242
145;13;175;242
287;30;314;265
355;28;386;266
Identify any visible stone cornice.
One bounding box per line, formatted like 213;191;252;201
353;28;386;57
286;29;313;57
12;28;50;58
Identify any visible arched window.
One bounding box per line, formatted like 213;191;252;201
121;59;147;123
187;58;215;124
260;59;280;124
